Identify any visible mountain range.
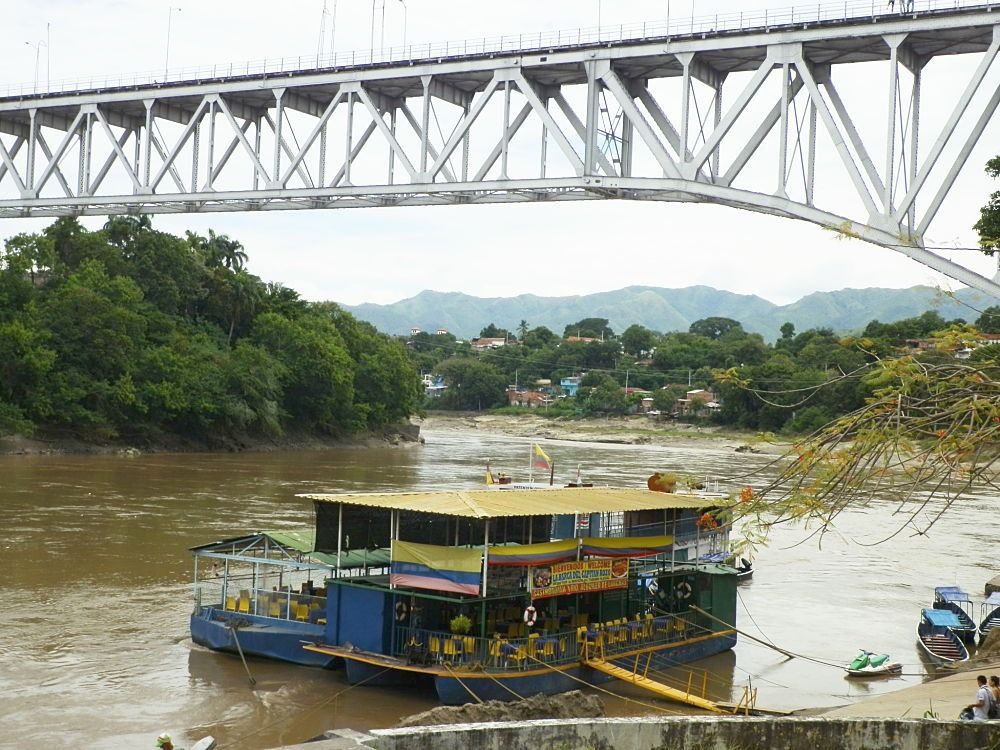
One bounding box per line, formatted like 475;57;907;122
342;285;996;342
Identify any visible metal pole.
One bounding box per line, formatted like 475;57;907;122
336;502;343;578
165;7;181;80
667;0;671;34
482;520;490;597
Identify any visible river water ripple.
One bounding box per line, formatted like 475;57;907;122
1;429;996;748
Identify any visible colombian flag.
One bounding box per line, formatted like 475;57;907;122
532;444;551;472
390;540;482;596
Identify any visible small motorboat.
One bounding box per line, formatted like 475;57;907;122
845;649;902;678
918;609;971;667
698;552;753;581
933;586;978;645
734;556;754;582
979;592;1000;645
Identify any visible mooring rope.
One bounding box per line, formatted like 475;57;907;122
521;650;687;716
441;662;485;704
228;622;257;686
226;664;394;746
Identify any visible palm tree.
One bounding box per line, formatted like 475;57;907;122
193;229;249;271
518;319;529;340
226;271;264;345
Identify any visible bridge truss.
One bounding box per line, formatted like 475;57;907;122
2;5;1000;295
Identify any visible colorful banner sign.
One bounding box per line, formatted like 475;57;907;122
581;535;673;558
488;539;578;567
530;558;629;600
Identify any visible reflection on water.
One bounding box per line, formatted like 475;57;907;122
1;429;997;749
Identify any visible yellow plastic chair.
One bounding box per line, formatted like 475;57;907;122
463;636;476;661
224;594;237;611
429;636;442;662
443;638;457;661
237;590;251;614
488;638;504;666
268;598;282;618
294;603;310;622
541;638;556;660
527;633;540;659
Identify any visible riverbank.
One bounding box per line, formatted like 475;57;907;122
0;422;422;456
417;412;788;456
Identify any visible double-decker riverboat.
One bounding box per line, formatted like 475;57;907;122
189;486;739;704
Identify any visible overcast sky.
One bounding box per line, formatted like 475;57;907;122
2;0;999;307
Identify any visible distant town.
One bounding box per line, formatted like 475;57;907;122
406;310;1000;434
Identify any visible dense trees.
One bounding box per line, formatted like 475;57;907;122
0;218;420;443
413;307;980;436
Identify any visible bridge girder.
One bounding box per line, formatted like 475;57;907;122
1;6;999;297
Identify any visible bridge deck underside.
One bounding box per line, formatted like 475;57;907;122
0;6;998;297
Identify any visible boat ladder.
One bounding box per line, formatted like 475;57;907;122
731;685;758;715
583;654;725;714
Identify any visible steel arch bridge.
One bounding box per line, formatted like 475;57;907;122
2;2;1000;296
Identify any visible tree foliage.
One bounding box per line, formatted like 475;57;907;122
734;357;1000;548
563;317;614;339
0;218;420;443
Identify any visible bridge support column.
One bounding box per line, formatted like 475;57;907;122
140;100;154;195
24;110;36;199
584;59;601;175
270;89;285;190
883;34;907;218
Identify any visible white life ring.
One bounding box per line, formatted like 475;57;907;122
395;601;409;622
523;606;537;627
675;581;692;600
647;579;659;596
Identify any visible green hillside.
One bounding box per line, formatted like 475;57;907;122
344;285;992;341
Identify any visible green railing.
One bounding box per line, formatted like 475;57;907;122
391;614;710;672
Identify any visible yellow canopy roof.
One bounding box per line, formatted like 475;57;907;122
298;487;729;519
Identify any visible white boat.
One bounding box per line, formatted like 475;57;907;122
845;649;902;678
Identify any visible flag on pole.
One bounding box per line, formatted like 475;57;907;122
532;443;551;472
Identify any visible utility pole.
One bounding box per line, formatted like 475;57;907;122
24;40;46;92
165;7;182;80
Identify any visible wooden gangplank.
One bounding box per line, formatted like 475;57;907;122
584;658;725;714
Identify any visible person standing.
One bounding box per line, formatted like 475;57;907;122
964;675;992;721
990;676;1000;717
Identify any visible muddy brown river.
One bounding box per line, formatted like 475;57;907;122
1;429;996;749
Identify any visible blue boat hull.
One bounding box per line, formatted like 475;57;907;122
344;657;436;688
933;602;977;645
190;607;336;668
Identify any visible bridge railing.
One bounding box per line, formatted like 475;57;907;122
0;0;994;99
